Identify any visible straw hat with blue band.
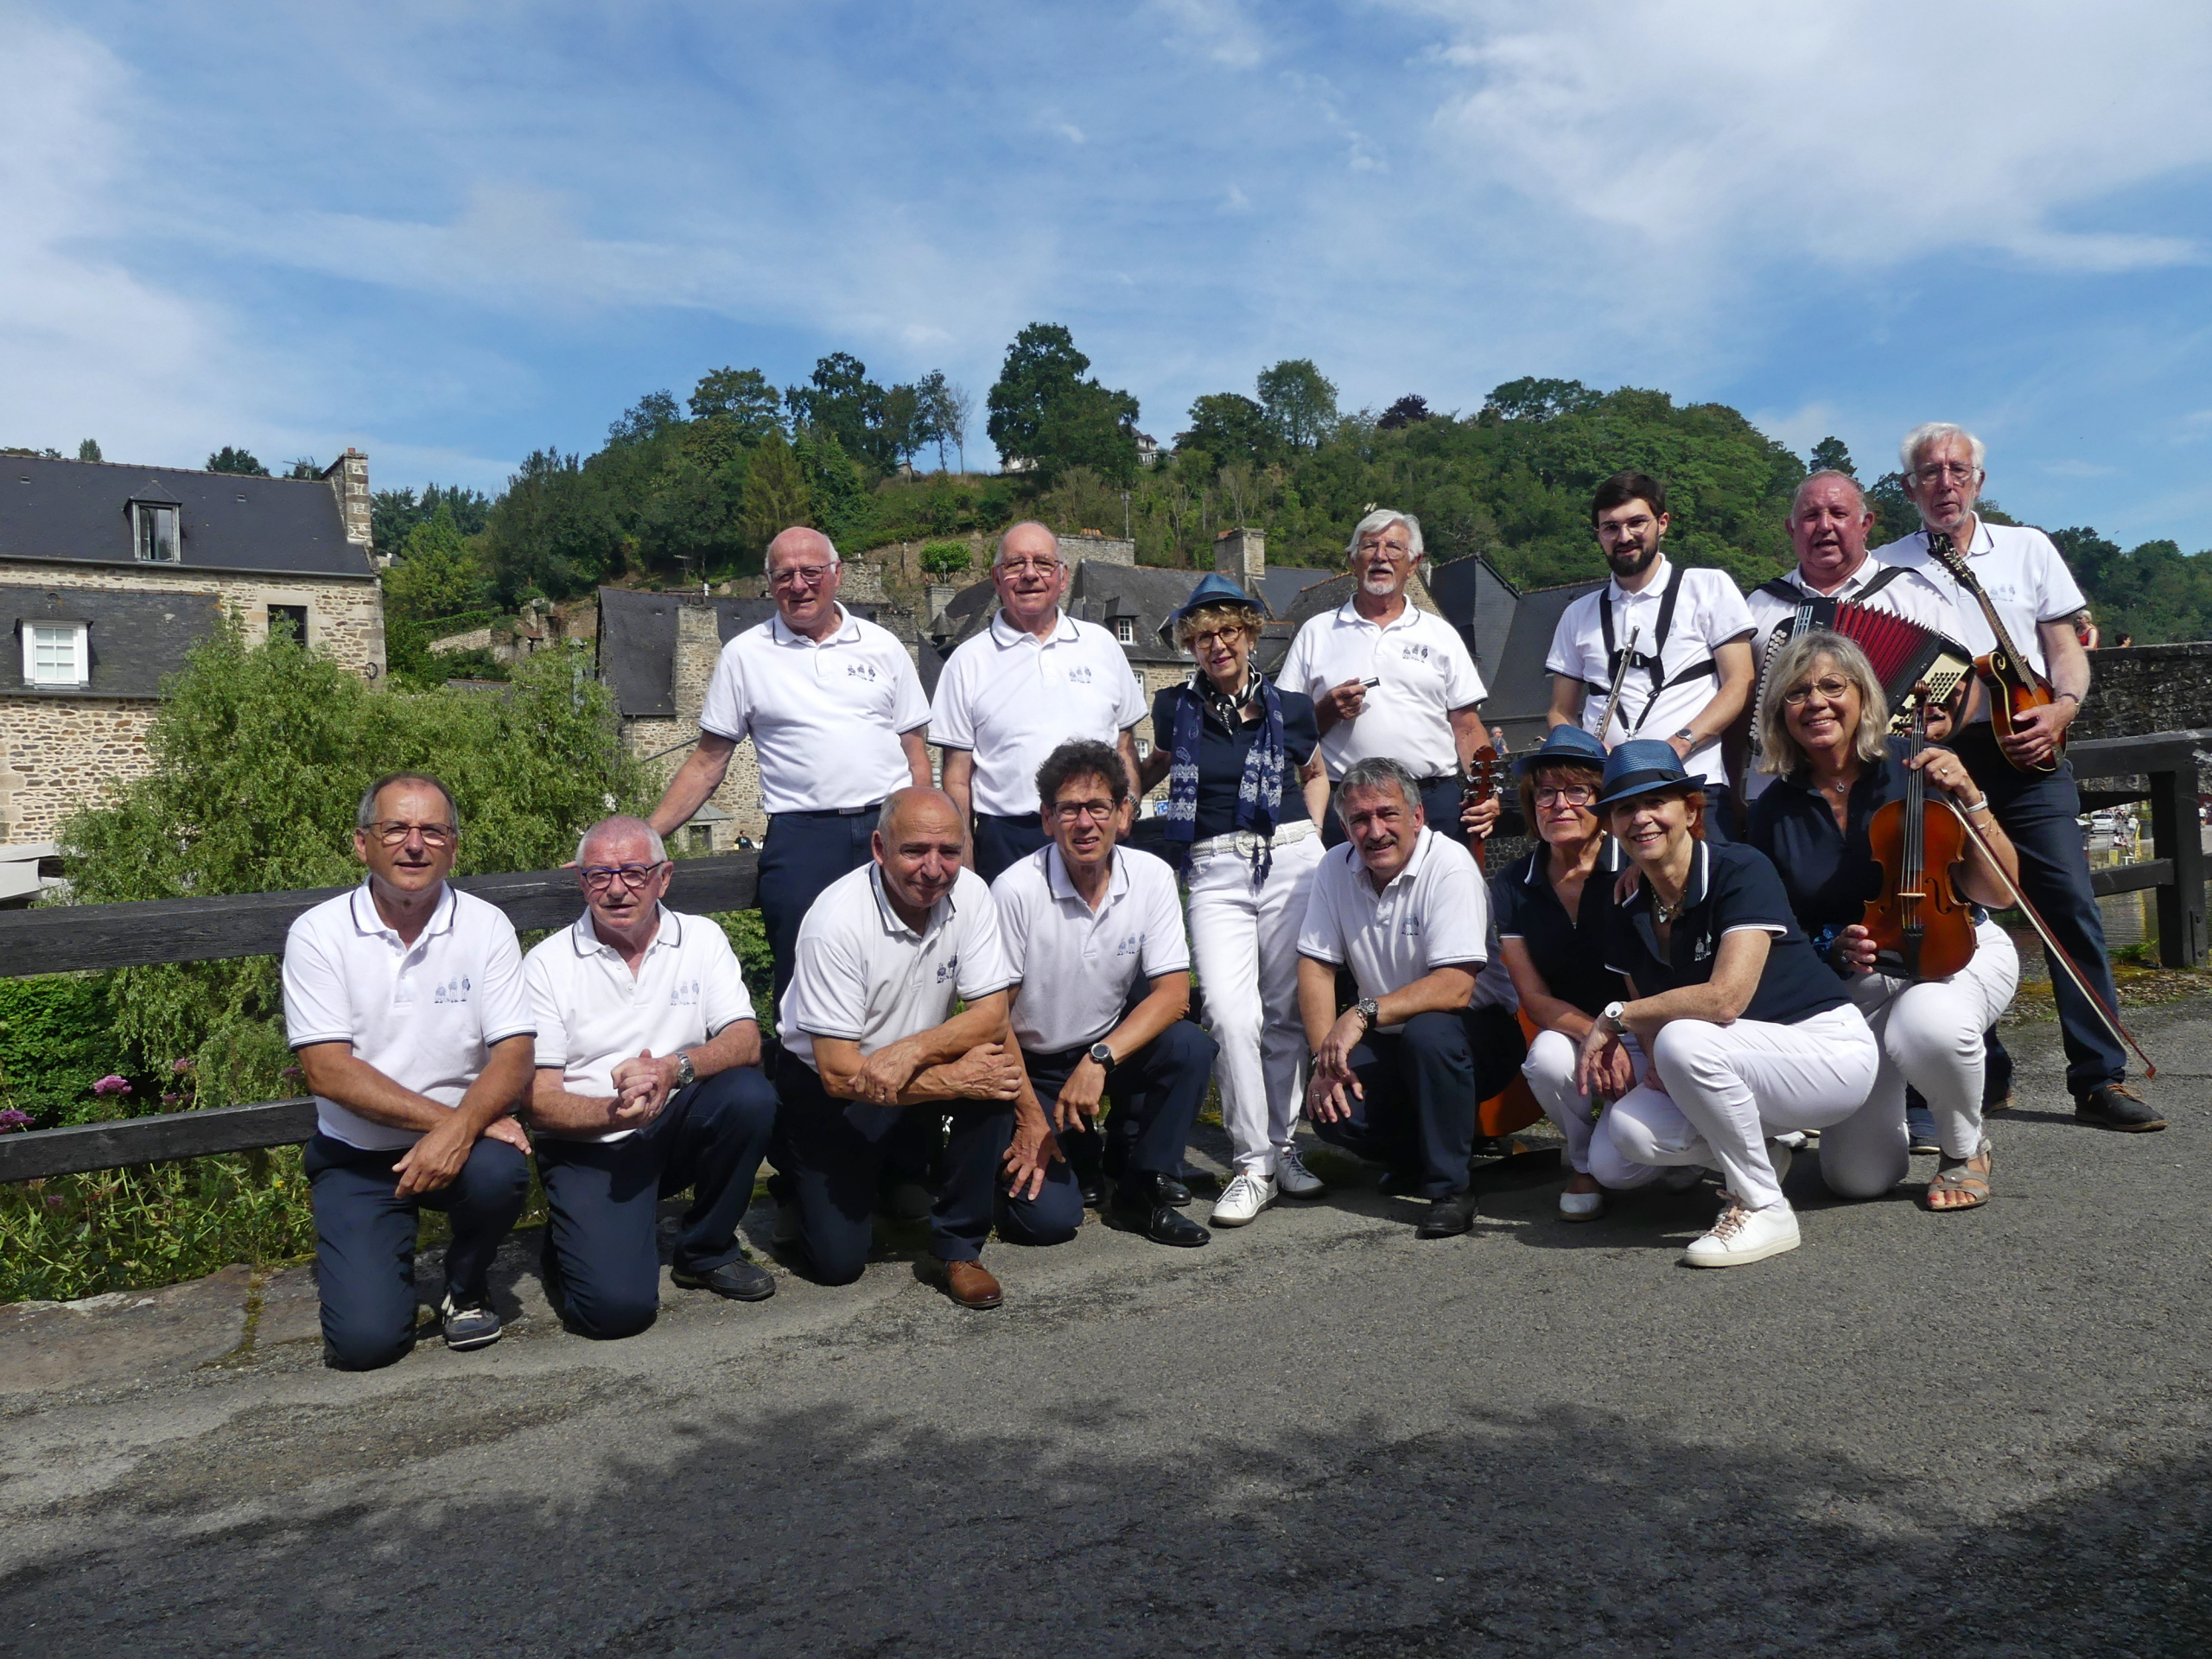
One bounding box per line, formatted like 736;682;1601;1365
1514;723;1610;778
1595;738;1696;810
1157;572;1261;647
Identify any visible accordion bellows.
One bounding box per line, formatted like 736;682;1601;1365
1758;599;1974;734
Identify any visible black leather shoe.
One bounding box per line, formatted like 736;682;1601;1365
1129;1171;1193;1208
1116;1199;1211;1248
1415;1191;1478;1238
2075;1082;2165;1132
672;1256;778;1301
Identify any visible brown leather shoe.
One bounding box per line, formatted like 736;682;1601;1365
938;1258;1003;1310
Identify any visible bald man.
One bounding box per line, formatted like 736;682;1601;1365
649;524;933;1009
766;787;1080;1309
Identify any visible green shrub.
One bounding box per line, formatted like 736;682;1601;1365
918;540;972;578
0;975;118;1128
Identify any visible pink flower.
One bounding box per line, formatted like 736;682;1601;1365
171;1058;194;1074
0;1109;30;1133
92;1075;132;1096
281;1065;303;1080
160;1093;181;1106
44;1195;66;1211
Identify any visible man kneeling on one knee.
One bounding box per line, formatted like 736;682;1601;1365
521;816;779;1338
1297;756;1526;1238
991;739;1217;1249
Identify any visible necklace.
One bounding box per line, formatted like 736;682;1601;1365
1650;887;1685;925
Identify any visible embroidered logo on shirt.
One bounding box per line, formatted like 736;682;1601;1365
1397;642;1435;665
1114;931;1145;957
670;976;701;1007
936;954;959;984
432;975;473;1005
1067;664;1095;683
1399;918;1423;937
846;662;880;682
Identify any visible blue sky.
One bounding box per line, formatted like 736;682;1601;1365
5;0;2210;549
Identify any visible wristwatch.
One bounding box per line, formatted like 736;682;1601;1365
1671;728;1697;747
1353;997;1381;1027
1087;1041;1116;1073
671;1050;696;1090
1599;1000;1628;1032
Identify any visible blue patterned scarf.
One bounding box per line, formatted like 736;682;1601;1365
1162;667;1287;884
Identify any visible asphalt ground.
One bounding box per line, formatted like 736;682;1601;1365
2;996;2209;1657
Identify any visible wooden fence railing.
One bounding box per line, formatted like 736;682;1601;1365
2;728;2205;1183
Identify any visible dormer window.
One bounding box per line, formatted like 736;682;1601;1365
23;621;89;688
133;501;180;563
1114;617;1135;645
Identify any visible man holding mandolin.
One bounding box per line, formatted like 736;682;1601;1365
1876;423;2159;1133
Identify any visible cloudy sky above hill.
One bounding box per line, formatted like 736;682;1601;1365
4;0;2209;545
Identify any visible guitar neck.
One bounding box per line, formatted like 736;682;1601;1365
1932;532;2050;689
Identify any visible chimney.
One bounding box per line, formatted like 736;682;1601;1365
1215;525;1265;588
672;598;723;725
327;448;372;554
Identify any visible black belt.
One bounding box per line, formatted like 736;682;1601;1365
772;800;884;820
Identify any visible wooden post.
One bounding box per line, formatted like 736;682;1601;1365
2150;753;2207;968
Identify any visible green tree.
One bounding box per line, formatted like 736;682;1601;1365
285;456;321;480
882;383;924;469
914;371;970;473
986;322;1141;483
1378;395;1431;430
1256;358;1338;450
77;438;101;462
1483;378;1602;423
741;429;813;554
688;366;785;441
918;541;971;577
1179;393;1274;471
794;427;868;546
607;391;682;446
1808;436;1856;477
382;505;489;624
206;446;270;476
788;353;890;469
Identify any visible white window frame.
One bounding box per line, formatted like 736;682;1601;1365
23;621;89;688
1114;617;1135;645
133;501;181;563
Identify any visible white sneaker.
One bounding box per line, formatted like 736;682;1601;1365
1211;1171;1278;1227
1275;1147;1326;1198
1682;1200;1801;1268
1558;1185;1605;1221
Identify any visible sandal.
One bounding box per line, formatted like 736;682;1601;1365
1923;1141;1993;1212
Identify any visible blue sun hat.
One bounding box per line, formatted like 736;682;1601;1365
1596;738;1694;810
1514;723;1609;777
1158;572;1261;647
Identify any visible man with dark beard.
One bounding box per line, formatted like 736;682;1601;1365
1543;472;1757;842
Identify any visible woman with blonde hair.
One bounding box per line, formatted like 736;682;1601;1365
1746;629;2020;1210
1139;575;1330;1226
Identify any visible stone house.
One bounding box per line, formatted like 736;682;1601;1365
0;451;384;845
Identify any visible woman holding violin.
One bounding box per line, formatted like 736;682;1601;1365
1494;726;1663;1220
1747;630;2020;1211
1576;740;1879;1267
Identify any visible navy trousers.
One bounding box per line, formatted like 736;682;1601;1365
1698;781;1738;847
770;1050;1084;1285
757;806;880;1008
1322;775;1472;850
1955;728;2126;1095
1311;1004;1528;1199
303;1132;530;1371
1022;1020;1217;1192
973;813;1052;885
533;1065;779;1340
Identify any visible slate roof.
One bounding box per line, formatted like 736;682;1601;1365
1;585;224;699
1255;565;1337;618
1483;576;1606;752
0;455;373;580
595;589;886;721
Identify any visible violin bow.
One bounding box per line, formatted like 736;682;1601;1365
1947;803;2158;1080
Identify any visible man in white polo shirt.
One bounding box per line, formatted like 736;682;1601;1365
931;521;1146;882
523;816;780;1340
1737;469;1967;804
1298;757;1523;1239
1278;507;1499;849
648;524;932;1007
1545;471;1756;840
1873;422;2154;1132
991;739;1215;1248
283;772;535;1370
770;786;1049;1310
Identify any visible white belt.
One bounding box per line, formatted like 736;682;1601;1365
1191;818;1318;859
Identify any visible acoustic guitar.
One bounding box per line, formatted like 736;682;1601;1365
1924;530;2064;775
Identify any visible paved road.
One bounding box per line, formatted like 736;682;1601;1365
3;1001;2209;1656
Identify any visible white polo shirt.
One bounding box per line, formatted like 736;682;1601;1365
1741;551;1967;801
1279;598;1488;780
698;603;930;815
990;843;1191;1052
1296;828;1513;1031
1544;557;1755;788
281;882;535;1153
522;906;757;1144
929;609;1146;817
1875;522;2088;725
779;863;1017;1071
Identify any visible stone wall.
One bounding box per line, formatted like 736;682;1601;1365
0;696;160;843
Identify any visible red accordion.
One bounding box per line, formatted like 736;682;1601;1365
1757;598;1974;734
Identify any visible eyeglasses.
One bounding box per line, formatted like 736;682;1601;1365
1187;626;1248;652
769;563;837;589
581;861;669;891
1532;785;1598;806
998;558;1062;576
1911;462;1980;485
1783;677;1855;707
1050;800;1117;823
1355;538;1410;558
365;821;454;848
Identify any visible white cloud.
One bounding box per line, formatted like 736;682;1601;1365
1151;0;1268;69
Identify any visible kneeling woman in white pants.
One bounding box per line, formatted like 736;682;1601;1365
1576;740;1879;1268
1747;630;2021;1211
1140;575;1331;1227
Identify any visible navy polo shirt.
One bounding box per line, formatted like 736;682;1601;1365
1492;838;1628;1016
1605;840;1848;1025
1151;683;1319;842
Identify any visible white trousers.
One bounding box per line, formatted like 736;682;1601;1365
1186;831;1325;1175
1823;917;2019;1194
1521;1027;1661;1192
1599;1003;1878;1212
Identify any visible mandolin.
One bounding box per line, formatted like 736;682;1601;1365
1923;530;2063;774
1459;728;1506;872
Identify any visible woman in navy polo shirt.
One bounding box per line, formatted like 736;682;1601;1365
1493;725;1663;1221
1747;630;2020;1211
1139;575;1331;1228
1577;740;1879;1267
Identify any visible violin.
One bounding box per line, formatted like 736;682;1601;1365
1860;706;1977;980
1923;529;2063;774
1459;728;1506;873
